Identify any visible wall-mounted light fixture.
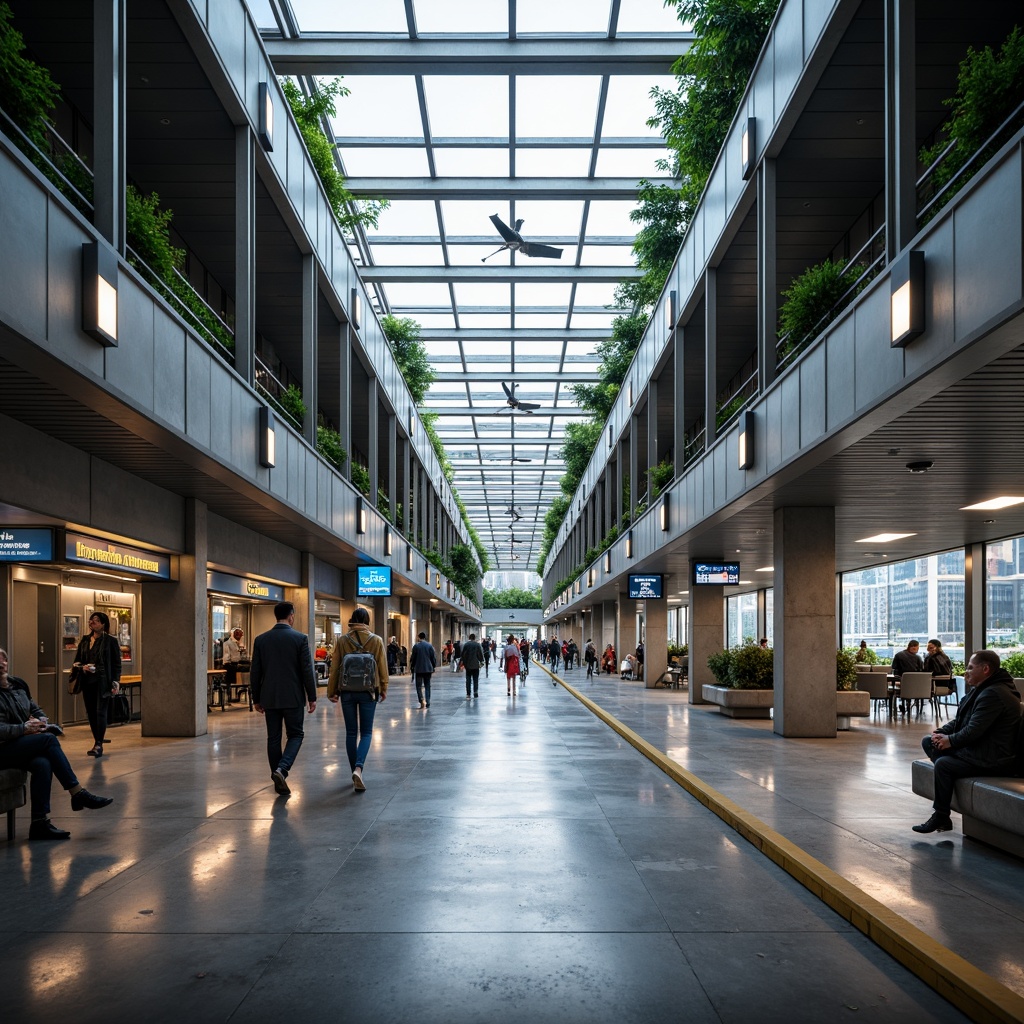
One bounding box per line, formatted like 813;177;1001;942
890;250;924;347
660;493;670;532
435;573;441;590
738;410;754;470
665;289;677;335
424;566;430;586
350;287;362;330
384;525;392;556
628;380;634;406
406;544;413;572
607;424;613;450
356;496;367;534
741;117;756;180
409;409;416;437
588;569;594;587
257;81;274;151
81;241;118;346
605;551;611;574
258;406;276;468
625;530;634;559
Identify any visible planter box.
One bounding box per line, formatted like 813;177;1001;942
836;689;870;730
701;684;773;718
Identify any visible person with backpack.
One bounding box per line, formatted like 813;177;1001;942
585;639;597;678
501;635;521;697
327;608;389;792
461;633;486;699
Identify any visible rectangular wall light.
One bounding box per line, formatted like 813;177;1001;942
891;250;924;347
384;525;392;556
665;289;677;334
605;551;611;574
407;544;414;571
625;530;633;559
738;410;754;470
350;287;362;329
660;494;670;532
258;406;276;467
81;241;118;346
356;496;366;534
257;82;274;151
741;117;756;180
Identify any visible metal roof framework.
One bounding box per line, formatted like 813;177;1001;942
256;0;693;573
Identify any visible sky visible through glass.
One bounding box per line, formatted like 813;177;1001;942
253;0;689;576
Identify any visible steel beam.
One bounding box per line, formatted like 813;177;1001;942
265;36;692;76
346;176;665;200
360;265;637;283
338;136;664;149
430;371;600;382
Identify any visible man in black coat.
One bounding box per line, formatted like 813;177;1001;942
250;601;317;795
913;649;1022;834
409;632;437;709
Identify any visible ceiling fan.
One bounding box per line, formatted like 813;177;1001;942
484;455;533;463
481;214;564;262
494;381;541;414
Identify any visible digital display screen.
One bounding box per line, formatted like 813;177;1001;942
0;528;54;561
628;574;663;599
693;562;740;585
357;565;392;597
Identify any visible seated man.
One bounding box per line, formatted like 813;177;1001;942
891;639;923;678
0;647;113;840
913;649;1021;834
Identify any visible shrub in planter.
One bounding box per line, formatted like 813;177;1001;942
777;257;866;359
729;642;774;689
668;643;688;659
351;463;371;497
315;426;346;470
706;649;734;686
836;648;858;691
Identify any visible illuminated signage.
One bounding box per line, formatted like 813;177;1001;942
357;565;392;597
628;574;664;599
66;531;170;578
693;562;741;586
0;528;54;562
207;571;284;602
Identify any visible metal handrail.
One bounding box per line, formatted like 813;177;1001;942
126;244;234;362
715;366;758;430
917;97;1024;224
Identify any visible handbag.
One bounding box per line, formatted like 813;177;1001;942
68;666;81;695
107;692;131;724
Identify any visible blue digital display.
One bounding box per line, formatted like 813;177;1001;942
357;565;392;597
693;562;741;585
628;574;663;599
0;528;54;562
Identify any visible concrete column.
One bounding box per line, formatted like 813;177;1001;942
758;157;777;392
339;325;352;481
644;599;667;689
301;254;317;445
602;601;616;653
234;127;255;384
286;552;315;649
689;562;723;705
773;506;837;737
372;597;388;637
141;499;207;736
964;543;985;656
885;0;917;259
616;592;632;668
93;0;126;251
705;267;718;446
340;570;357;627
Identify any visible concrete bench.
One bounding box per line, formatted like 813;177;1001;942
1;768;28;840
912;760;1024;859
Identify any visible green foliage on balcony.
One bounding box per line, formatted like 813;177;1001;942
315;425;347;470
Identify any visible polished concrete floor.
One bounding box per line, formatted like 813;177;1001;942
7;663;1012;1023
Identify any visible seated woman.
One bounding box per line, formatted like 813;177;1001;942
0;647;113;840
601;645;616;674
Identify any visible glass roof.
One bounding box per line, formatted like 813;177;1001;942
255;0;690;573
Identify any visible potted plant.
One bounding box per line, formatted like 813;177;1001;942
703;644;774;718
836;648;870;729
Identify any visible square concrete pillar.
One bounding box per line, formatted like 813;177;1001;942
644;599;667;688
774;506;837;737
141;499;208;737
689;565;723;705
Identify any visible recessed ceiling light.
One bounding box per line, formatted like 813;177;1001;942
856;532;916;543
160;117;171;125
755;566;773;572
984;519;996;524
961;496;1024;511
740;580;752;585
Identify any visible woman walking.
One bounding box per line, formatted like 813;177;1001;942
502;635;521;697
71;611;122;757
328;608;389;791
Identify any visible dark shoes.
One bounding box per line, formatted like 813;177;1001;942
71;788;113;811
29;818;71;840
912;813;954;834
271;768;290;795
87;744;103;757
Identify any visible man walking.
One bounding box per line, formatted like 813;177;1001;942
250;601;317;796
461;633;486;698
409;631;436;708
913;649;1021;834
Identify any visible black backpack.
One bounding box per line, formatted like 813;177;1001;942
340;632;379;693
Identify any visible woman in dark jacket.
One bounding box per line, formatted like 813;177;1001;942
72;611;122;757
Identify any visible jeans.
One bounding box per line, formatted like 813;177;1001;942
341;691;377;770
264;705;305;774
82;680;108;745
415;673;432;705
0;733;78;818
465;669;479;696
922;736;1006;815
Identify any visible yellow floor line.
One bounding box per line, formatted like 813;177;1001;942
537;661;1024;1024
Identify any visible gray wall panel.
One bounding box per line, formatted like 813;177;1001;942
206;0;246;97
185;343;213;449
773;1;804;115
315;557;342;599
953;155;1022;342
780;370;800;462
905;217;956;378
209;355;232;458
752;36;775;139
89;457;184;552
765;384;783;470
825;317;855;429
0;157;47;342
107;279;156;409
153;316;188;432
853;284;901;410
799;344;826;446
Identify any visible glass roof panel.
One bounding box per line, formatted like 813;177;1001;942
242;0;277;29
513;283;572;307
571;282;620;306
601;76;677;136
423;77;509;137
515;77;602;138
581;201;639;234
290;0;409;31
338;147;431;176
515;0;610;33
616;0;688;33
369;201;440;236
368;244;446;266
409;313;457;328
441;200;515;235
413;0;508;33
514;149;592;177
382;282;453;306
454;283;512;307
433;148;509;177
513;313;570;328
579;243;635;266
507;200;585;236
594;147;669;178
458;313;513;328
327;77;423;137
447;244;512;266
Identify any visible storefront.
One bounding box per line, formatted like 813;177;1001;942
1;526;172;725
206;571;285;670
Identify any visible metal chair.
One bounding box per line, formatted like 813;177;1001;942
859;670;893;718
932;675;958;710
897;672;937;719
